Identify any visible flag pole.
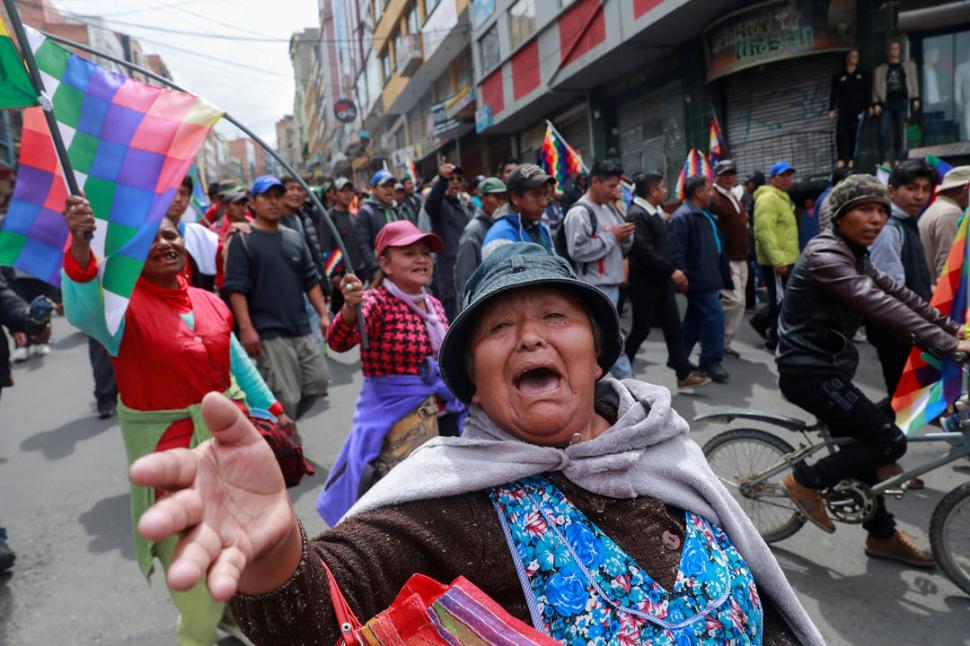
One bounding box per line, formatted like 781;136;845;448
3;0;89;238
39;29;369;344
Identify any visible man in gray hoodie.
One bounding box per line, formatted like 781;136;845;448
563;159;636;378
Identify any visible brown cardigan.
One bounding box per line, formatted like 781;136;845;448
710;186;750;262
230;472;798;645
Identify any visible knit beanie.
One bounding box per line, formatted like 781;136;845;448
829;174;891;220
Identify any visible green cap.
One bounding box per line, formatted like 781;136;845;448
477;177;507;195
829;174;891;221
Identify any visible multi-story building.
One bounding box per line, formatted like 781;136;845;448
227;138;268;186
470;0;969;186
198;129;231;189
276;115;302;171
324;0;482;185
144;54;172;81
289;28;323;174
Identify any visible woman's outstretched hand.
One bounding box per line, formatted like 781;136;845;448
130;392;302;602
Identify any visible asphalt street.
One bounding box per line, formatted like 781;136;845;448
1;308;968;645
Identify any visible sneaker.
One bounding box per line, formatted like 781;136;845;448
0;527;15;573
723;347;740;359
10;346;28;363
97;401;116;420
677;372;712;389
702;364;730;383
32;343;51;356
865;531;936;568
783;474;835;533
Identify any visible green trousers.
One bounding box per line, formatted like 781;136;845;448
153;536;251;646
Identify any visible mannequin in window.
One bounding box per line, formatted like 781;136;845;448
828;49;871;168
872;42;919;165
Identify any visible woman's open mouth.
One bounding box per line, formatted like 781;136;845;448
514;365;562;395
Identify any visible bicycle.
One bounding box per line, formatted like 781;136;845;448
696;398;970;595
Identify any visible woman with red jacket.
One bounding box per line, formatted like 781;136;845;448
60;194;293;645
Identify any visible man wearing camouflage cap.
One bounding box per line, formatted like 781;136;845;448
775;174;970;567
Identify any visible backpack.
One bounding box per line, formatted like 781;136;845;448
554;201;598;274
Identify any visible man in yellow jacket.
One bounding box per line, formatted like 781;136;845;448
753;161;798;350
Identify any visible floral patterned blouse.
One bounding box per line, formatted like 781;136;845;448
489;475;763;645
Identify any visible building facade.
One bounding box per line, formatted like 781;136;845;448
470;0;969;185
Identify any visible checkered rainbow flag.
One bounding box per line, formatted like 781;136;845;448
892;207;970;434
675;147;713;202
0;27;222;333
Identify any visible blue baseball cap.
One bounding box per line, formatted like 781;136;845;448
251;175;284;196
769;162;795;178
371;169;397;186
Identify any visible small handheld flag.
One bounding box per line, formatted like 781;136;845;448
323;249;344;277
708;112;724;166
540;121;585;190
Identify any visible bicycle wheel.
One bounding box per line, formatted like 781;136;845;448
930;482;970;595
703;428;806;543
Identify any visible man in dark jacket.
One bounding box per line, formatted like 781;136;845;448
355;169;400;282
561;173;588;214
1;272;54;574
624;172;709;388
709;160;749;357
281;176;332;347
668;175;732;383
776;174;966;566
425;163;473;320
867;160;937;400
828;49;871;168
454;177;506;306
318;177;366;313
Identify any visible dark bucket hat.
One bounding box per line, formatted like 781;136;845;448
439;243;622;404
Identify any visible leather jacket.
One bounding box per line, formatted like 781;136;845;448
777;228;959;376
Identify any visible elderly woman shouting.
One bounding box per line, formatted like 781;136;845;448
130;243;823;645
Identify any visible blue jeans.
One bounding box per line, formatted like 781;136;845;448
305;294;324;350
598;285;633;380
682;289;724;369
879;98;909;163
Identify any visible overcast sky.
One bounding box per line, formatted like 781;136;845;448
56;0;318;144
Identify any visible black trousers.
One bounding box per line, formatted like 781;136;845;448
865;322;912;408
624;280;693;379
760;267;789;344
88;336;117;408
779;372;905;538
836;114;862;163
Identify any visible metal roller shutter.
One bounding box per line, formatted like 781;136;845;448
724;54;841;181
617;79;685;189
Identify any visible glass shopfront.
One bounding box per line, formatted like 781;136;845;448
918;28;970;143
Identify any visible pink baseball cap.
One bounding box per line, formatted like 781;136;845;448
375;220;443;257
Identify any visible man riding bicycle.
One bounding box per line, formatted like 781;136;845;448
776;174;970;567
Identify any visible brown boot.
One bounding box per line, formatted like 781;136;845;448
876;463;925;490
865;531;936;568
783;474;835;533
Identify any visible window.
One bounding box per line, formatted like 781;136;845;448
479;23;500;72
425;0;442;20
509;0;537;51
406;2;419;34
380;48;392;84
920;29;970;144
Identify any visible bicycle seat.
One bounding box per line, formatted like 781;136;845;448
694;410;811;432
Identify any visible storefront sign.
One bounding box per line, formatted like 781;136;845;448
334;98;358;123
704;0;856;81
476;104;494;133
431;87;473;138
